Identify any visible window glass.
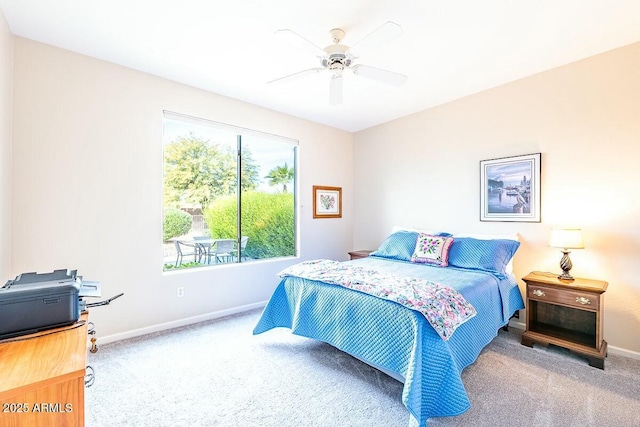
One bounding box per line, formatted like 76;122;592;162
162;112;297;270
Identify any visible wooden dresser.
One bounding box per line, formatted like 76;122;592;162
0;312;89;426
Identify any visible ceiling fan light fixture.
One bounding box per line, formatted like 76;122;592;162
323;53;351;70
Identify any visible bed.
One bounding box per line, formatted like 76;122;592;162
253;230;525;426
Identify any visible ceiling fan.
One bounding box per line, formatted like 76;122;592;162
269;21;408;105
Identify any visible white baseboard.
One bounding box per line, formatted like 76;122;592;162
605;344;640;360
95;301;267;345
508;319;525;330
508;318;640;361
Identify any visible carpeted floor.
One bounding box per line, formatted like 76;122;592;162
85;309;640;427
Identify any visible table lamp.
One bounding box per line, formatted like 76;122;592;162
549;228;584;281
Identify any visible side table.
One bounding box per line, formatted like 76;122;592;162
521;271;607;369
348;250;374;260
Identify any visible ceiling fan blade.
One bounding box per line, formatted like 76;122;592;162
347;21;403;59
268;68;324;85
274;29;326;59
329;74;343;105
352;64;407;87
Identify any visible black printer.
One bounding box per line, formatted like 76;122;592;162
0;269;102;340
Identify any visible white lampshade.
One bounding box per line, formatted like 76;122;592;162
549;228;585;249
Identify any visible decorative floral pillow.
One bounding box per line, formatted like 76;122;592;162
410;233;454;267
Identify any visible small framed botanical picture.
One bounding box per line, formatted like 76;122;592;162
313;185;342;219
480;153;541;222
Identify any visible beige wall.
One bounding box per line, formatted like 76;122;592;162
11;37;353;339
354;42;640;356
7;29;640;356
0;10;11;281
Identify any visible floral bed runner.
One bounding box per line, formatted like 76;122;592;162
278;259;476;340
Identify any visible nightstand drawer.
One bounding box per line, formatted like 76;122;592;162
528;285;599;311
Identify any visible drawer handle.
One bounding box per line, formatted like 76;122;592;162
576;296;591;305
532;289;545;297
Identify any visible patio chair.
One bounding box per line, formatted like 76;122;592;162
193;235;214;264
174;240;201;266
213;239;235;263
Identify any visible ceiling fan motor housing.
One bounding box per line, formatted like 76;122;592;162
322;43;351;71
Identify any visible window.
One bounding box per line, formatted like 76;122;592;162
162;111;297;270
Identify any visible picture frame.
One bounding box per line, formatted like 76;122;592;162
480;153;541;222
313;185;342;219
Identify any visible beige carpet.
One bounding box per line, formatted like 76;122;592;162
85;309;640;427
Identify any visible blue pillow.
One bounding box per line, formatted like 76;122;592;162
370;231;452;262
448;238;520;274
370;231;419;261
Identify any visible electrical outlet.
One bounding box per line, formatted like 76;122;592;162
177;287;185;298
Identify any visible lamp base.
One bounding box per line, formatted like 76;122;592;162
557;272;575;281
558;250;574;281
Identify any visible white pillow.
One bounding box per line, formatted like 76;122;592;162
452;233;520;275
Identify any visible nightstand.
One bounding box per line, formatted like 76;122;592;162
521;271;608;369
348;250;374;260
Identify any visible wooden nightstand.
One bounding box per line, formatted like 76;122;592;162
348;250;374;260
521;271;608;369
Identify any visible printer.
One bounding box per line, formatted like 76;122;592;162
0;269;116;340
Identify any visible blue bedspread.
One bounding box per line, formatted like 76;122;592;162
253;257;524;426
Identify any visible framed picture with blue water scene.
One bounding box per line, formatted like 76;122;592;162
480;153;541;222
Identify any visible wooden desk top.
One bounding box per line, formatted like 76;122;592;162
0;312;88;399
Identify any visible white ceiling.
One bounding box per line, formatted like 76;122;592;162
1;1;639;132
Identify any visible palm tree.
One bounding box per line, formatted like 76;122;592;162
265;163;294;193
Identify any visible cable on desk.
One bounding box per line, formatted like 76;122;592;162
0;320;87;344
85;365;95;387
